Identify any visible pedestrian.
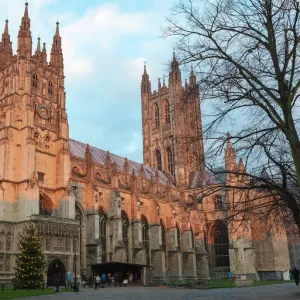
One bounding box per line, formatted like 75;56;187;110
101;272;107;287
82;272;87;288
129;273;133;284
123;278;128;287
228;271;233;284
66;270;71;289
114;272;119;287
292;267;300;286
88;273;93;288
94;274;100;290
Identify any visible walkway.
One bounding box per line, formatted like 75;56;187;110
13;283;300;300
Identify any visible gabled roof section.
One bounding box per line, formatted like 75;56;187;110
69;139;169;184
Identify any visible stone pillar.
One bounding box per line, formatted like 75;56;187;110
150;224;166;277
228;220;259;282
181;231;196;277
195;237;210;280
132;220;146;265
166;229;182;277
85;212;101;266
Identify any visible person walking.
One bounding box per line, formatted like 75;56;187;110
94;274;100;290
82;272;87;288
129;273;133;284
114;272;119;287
66;271;71;289
88;273;93;288
292;267;300;286
228;271;233;284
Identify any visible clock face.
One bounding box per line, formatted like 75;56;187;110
37;104;51;120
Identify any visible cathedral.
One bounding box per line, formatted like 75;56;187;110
0;2;298;286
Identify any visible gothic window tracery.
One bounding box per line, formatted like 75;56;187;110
0;255;3;271
32;73;38;88
176;224;181;250
160;220;166;251
48;80;53;95
39;193;53;216
214;222;229;267
215;195;225;210
122;211;129;263
166;147;174;176
6;235;11;251
34;132;39;145
99;208;107;263
156;150;162;171
141;215;150;265
190;227;195;250
0;236;4;251
164;100;171;124
154;103;160;128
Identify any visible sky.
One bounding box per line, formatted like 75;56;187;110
0;0;178;162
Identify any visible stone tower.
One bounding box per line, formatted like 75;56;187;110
0;2;73;222
141;52;205;187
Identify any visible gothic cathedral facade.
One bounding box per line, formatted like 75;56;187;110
0;2;298;285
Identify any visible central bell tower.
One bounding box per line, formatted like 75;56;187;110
0;2;74;222
141;53;205;187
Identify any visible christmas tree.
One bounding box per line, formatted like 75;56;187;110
14;223;46;289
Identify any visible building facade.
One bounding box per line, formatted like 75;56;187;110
0;2;298;285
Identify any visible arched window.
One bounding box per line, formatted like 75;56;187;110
39;193;53;216
95;172;104;179
215;195;224;210
141;215;150;264
190;227;195;250
176;224;181;250
164;100;170;124
214;222;229;267
48;80;53;94
32;73;38;88
166;147;174;176
160;220;166;251
34;132;39;145
154;103;160;128
156;150;162;171
99;208;107;263
122;211;129;263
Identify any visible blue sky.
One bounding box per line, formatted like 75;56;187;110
0;0;180;162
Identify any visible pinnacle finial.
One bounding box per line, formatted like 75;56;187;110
24;1;29;18
144;61;147;74
55;21;60;36
4;19;8;35
36;37;41;52
191;64;194;74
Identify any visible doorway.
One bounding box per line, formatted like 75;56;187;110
47;259;66;286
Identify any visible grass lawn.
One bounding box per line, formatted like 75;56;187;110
0;288;73;299
253;280;294;286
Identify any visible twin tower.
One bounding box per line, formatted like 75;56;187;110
141;53;205;187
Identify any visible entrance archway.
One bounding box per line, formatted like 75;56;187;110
47;259;66;286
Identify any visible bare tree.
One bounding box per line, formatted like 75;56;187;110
164;0;300;233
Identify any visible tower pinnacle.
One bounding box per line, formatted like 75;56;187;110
50;21;64;70
0;19;12;66
17;1;32;58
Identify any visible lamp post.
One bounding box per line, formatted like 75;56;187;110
73;239;78;292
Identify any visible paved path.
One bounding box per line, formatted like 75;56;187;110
13;284;300;300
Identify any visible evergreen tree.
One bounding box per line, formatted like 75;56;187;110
14;223;46;289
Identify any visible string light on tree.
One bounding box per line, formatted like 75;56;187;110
13;223;46;289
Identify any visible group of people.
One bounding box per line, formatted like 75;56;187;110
92;272;135;289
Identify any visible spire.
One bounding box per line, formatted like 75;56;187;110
0;19;12;65
4;19;8;35
17;1;32;58
55;21;60;36
24;1;29;18
163;76;166;87
35;37;41;54
42;42;47;64
141;61;150;94
158;78;161;90
171;49;179;70
50;21;64;70
189;64;196;86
